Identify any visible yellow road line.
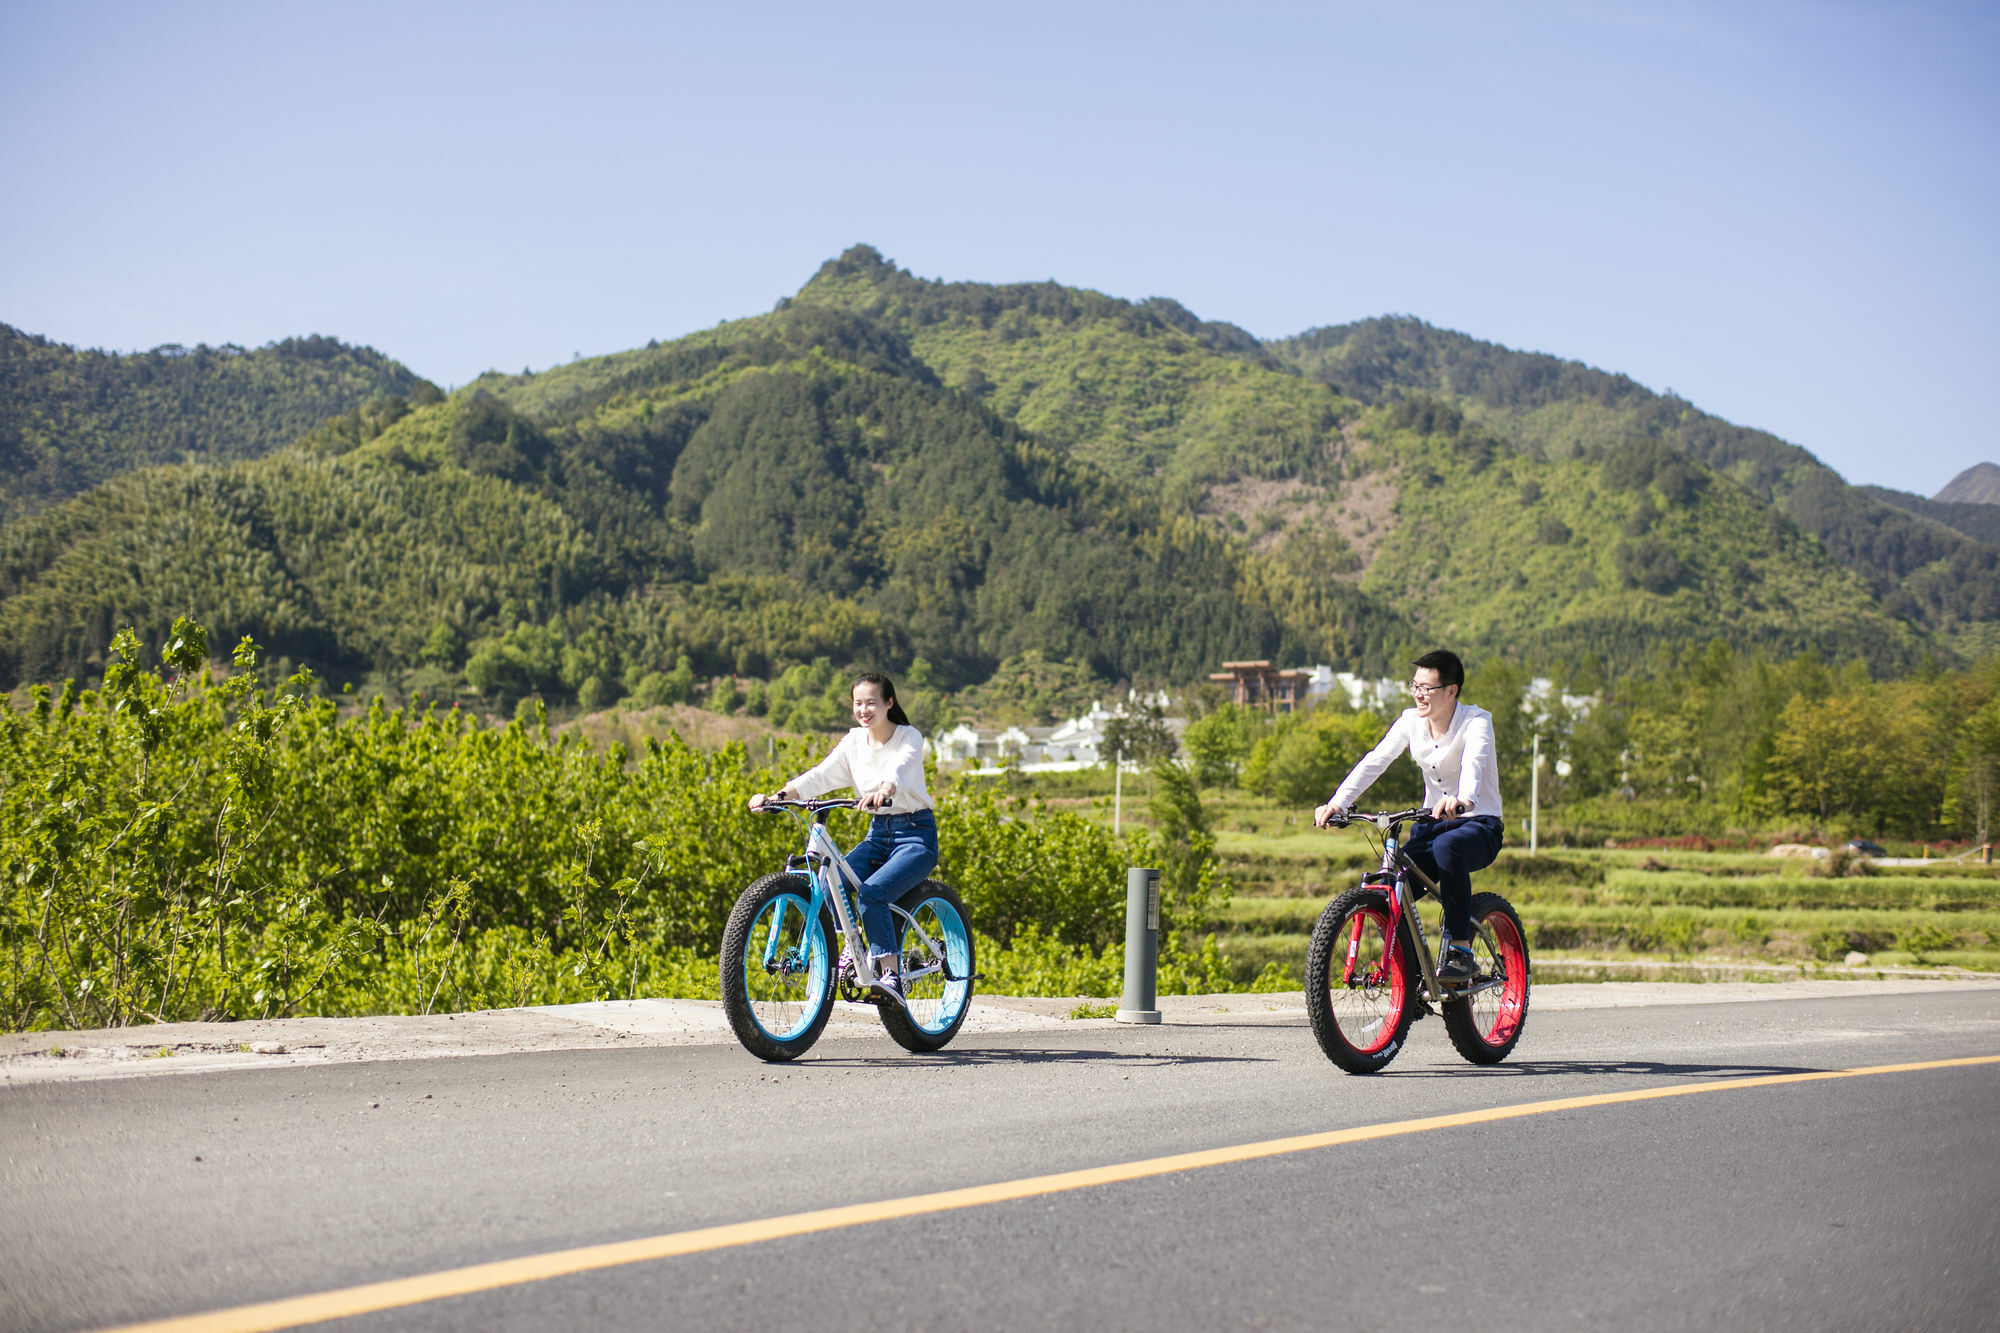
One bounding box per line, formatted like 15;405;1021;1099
103;1053;2000;1333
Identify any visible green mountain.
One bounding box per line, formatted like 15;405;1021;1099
1859;485;2000;549
1269;317;2000;658
0;324;433;524
1;299;1375;692
0;247;1981;697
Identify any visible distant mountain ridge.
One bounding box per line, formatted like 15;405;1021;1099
0;245;1987;696
1937;462;2000;505
0;324;433;524
1267;316;2000;657
1859;486;2000;549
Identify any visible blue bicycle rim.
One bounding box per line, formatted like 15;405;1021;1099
901;895;972;1035
741;892;829;1043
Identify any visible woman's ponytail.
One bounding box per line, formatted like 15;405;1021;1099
853;671;910;726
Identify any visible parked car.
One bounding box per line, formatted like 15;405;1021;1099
1846;838;1887;857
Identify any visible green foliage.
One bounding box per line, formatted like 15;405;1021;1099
1351;403;1926;676
2;312;1311;693
1271;315;2000;644
761;658;848;732
1181;704;1260;788
1146;759;1223;925
466;621;566;703
936;787;1141;950
7;245;1997;728
1101;704;1177;765
951;650;1108;726
1;324;430;524
790;245;1354;495
1241;707;1388;808
0;618;1246;1031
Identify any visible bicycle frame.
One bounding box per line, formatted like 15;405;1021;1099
1341;810;1508;1005
761;801;952;996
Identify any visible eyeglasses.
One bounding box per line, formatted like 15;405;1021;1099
1408;682;1454;699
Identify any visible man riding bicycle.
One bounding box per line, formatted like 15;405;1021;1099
1314;650;1504;986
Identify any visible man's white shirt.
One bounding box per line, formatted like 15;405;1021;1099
1330;702;1504;820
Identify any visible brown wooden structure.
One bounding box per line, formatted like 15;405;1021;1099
1208;660;1312;711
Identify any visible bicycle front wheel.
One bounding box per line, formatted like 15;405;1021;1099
877;880;975;1053
720;873;834;1062
1304;886;1416;1074
1442;891;1530;1065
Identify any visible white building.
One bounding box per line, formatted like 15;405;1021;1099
1331;670;1404;712
1523;677;1598;724
931;698;1185;773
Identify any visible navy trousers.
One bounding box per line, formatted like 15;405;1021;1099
843;810;939;956
1401;815;1504;943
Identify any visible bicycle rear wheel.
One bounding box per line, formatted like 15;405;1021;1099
1305;886;1416;1074
720;873;834;1062
1442;891;1530;1065
876;880;975;1053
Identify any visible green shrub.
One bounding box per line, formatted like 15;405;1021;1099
1897;923;1958;960
0;619;1235;1030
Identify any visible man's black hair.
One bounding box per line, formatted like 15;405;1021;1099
1411;649;1464;692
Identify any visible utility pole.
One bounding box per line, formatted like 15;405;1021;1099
1113;743;1125;836
1530;733;1541;854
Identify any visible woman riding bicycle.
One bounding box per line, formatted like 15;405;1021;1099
748;672;936;1001
1313;649;1504;986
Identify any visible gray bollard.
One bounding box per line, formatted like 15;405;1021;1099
1116;866;1161;1024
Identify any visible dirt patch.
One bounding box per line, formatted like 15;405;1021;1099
1321;458;1399;578
565;703;803;755
1196;476;1323;552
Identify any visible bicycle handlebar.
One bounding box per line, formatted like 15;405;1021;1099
754;797;858;813
1327;807;1431;830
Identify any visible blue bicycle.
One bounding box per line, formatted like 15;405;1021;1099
720;798;976;1061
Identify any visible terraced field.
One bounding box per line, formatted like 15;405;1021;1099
1209;830;2000;985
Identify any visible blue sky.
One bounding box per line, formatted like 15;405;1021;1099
3;1;1994;495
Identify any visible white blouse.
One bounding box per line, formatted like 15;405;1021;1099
788;724;935;813
1331;702;1504;820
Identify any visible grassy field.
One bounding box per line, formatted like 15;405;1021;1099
961;768;2000;986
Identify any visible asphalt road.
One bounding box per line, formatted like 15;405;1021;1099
4;988;1998;1332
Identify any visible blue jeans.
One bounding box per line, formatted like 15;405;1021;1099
1402;815;1504;944
843;810;939;957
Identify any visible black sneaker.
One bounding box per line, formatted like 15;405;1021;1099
1437;946;1479;987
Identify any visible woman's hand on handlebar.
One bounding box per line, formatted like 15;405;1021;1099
855;782;896;812
748;786;796;812
1431;795;1469;819
1313;800;1346;828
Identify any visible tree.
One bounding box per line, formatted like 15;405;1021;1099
1772;693;1880;823
419;622;464;668
1181;703;1258;788
1101;704;1176;766
1260;726;1341;809
1241;708;1382;809
1147;760;1220;927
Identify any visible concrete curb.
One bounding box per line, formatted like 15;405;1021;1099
5;978;1998;1088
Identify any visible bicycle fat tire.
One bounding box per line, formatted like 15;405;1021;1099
876;880;975;1053
720;872;836;1062
1305;886;1417;1074
1442;891;1530;1065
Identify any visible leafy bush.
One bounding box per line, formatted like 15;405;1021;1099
0;619;1244;1031
1897;923;1958;959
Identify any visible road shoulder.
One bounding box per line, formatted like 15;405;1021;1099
5;977;1998;1087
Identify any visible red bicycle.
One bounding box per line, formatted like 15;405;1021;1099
1304;809;1530;1074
